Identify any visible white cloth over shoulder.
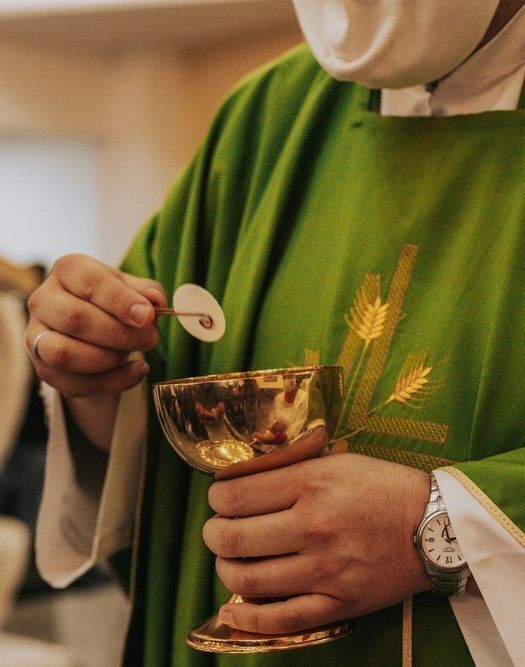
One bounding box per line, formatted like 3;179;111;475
36;381;147;588
436;470;525;667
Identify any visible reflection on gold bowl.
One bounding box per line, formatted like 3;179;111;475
153;365;343;475
195;440;255;468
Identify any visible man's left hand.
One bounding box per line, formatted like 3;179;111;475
204;452;431;634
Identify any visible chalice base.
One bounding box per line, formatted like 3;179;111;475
187;595;352;654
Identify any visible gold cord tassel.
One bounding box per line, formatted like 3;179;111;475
402;597;413;667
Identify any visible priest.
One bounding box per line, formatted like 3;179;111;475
27;1;525;664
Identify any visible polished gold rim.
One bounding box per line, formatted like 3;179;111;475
187;615;353;654
153;365;340;388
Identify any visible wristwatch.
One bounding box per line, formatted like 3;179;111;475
414;472;470;596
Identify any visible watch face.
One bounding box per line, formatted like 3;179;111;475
419;512;466;571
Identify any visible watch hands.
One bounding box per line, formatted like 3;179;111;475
442;522;456;544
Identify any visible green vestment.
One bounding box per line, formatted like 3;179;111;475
119;45;525;666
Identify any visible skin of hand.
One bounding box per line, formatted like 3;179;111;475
204;450;431;635
26;254;168;448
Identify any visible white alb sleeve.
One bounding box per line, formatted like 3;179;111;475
435;469;525;667
36;380;147;588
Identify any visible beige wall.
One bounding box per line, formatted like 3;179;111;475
0;22;302;264
0;42;105;137
100;29;302;260
186;30;302;154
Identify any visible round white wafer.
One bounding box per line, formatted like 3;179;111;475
173;284;226;343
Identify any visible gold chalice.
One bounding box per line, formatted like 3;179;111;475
153;365;352;653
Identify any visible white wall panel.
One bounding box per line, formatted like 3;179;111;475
0;138;101;268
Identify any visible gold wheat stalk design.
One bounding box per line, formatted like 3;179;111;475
344;292;389;399
335;353;445;447
379;351;444;410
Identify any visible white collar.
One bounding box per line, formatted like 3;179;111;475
381;6;525;117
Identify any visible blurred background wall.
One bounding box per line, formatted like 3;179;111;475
0;0;302;267
0;2;301;665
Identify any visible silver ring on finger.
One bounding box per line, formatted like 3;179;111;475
32;329;53;363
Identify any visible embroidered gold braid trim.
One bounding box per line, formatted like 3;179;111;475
341;442;456;473
440;467;525;548
356;416;447;444
347;244;448;444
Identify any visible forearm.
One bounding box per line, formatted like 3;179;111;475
64;393;120;453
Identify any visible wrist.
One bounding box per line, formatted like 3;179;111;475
405;470;433;593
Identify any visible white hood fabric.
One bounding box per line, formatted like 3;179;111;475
292;0;500;88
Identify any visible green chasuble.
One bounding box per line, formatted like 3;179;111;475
119;45;525;666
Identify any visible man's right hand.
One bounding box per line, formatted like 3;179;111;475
26;254;167;398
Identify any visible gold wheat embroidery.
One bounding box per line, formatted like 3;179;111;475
344;290;389;403
349;294;389;345
337;351;445;443
335;281;390;434
338;274;379;379
299;245;449;446
383;351;444;410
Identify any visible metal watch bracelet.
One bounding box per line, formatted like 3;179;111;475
422;473;469;597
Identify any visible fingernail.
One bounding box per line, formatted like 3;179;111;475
130;303;151;326
145;287;166;302
219;609;237;628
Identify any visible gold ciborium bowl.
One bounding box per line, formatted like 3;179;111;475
153;365;343;475
152;365;352;653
